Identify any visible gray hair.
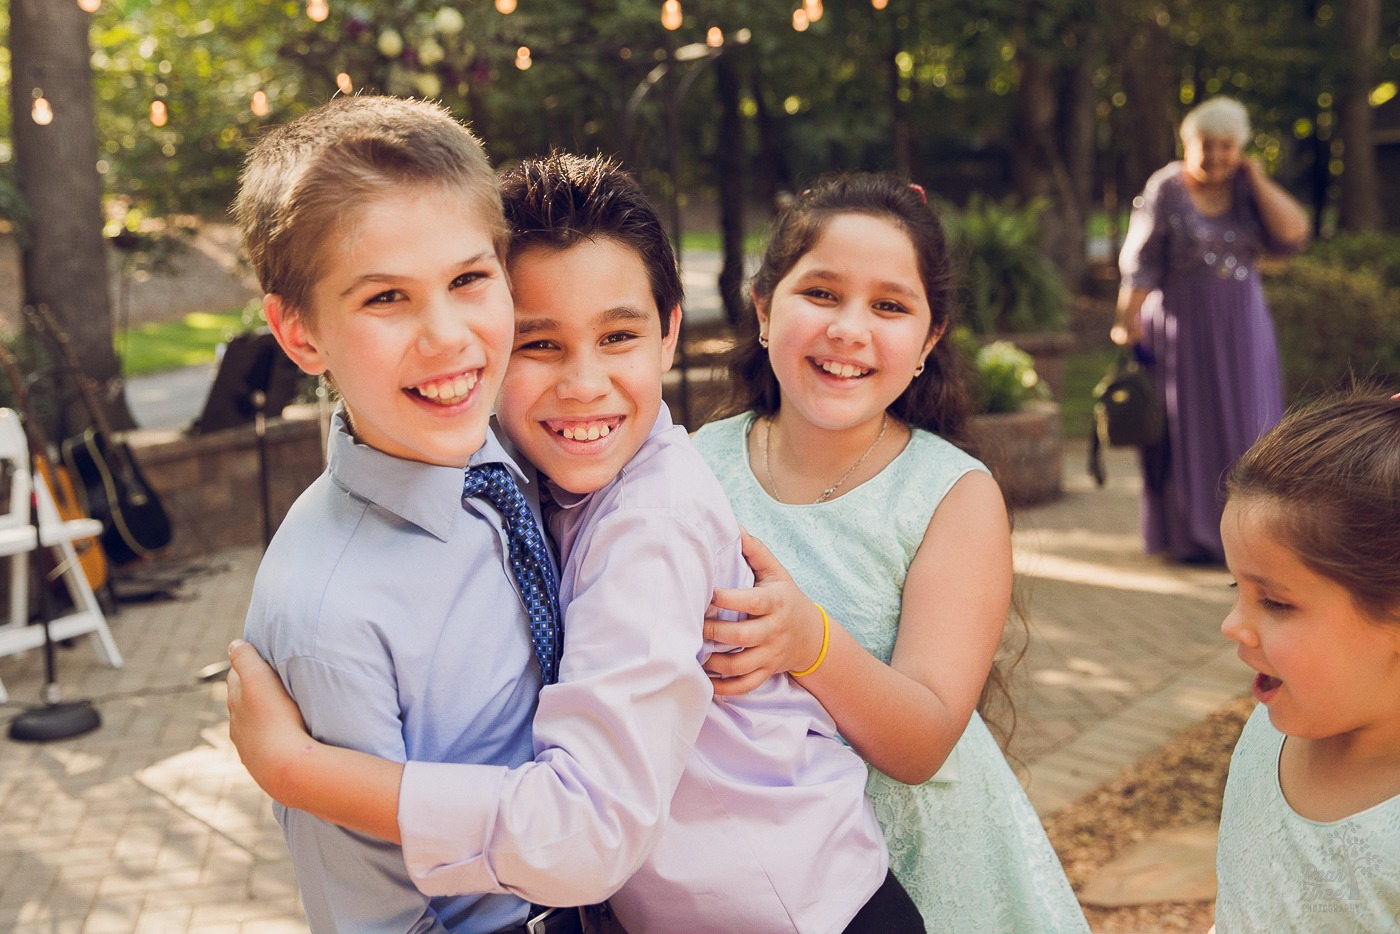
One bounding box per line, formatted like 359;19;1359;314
1180;97;1251;147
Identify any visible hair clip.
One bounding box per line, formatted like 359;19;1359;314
908;183;927;205
799;188;812;200
1392;392;1400;401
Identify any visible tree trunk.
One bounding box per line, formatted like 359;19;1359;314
1113;13;1177;201
713;49;746;326
886;23;915;178
748;68;791;211
10;0;135;434
1338;0;1381;231
1012;48;1092;294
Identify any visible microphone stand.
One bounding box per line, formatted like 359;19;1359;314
9;469;102;741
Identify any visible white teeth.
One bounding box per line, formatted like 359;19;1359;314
416;373;478;403
820;361;867;379
560;422;613;441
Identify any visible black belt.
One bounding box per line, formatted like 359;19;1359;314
493;906;584;934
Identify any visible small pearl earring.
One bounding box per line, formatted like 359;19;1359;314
913;361;926;377
758;333;770;349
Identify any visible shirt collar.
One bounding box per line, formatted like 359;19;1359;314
326;408;534;541
543;405;674;512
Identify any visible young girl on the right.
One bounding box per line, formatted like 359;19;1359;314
1214;389;1400;932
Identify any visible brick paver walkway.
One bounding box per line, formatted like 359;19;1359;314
0;440;1248;932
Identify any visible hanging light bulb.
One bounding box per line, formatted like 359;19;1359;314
706;26;723;48
306;0;329;22
871;0;888;8
251;90;270;117
149;100;168;127
77;0;102;12
31;96;54;126
792;8;810;31
661;0;682;31
804;0;823;22
515;46;533;70
336;72;353;94
496;0;517;13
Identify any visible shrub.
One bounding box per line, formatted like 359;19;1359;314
952;328;1050;414
1300;231;1400;290
1264;240;1400;399
941;194;1071;336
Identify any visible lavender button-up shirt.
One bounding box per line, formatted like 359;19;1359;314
400;407;887;933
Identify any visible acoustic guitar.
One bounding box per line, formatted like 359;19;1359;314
0;340;109;591
26;304;173;565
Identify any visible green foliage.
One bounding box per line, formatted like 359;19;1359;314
952;327;1050;414
1299;232;1400;291
942;195;1070;335
1;0;1395;238
1264;236;1400;400
88;0;306;219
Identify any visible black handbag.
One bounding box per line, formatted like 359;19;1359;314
1088;347;1165;486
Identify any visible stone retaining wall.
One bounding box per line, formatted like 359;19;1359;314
129;405;325;559
124;393;1062;561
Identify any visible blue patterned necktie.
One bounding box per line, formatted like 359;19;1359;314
463;464;562;685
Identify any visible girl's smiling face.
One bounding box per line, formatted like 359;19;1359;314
755;213;937;436
1220;497;1400;747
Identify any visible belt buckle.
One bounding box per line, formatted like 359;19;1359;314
526;907;574;934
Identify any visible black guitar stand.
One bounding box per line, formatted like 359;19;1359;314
9;480;101;742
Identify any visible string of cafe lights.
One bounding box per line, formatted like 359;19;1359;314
39;0;891;129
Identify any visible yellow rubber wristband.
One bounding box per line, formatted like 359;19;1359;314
790;603;830;678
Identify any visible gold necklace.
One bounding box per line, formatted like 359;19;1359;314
763;413;889;504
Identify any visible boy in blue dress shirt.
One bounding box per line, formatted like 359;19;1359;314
229;153;924;932
233;96;551;933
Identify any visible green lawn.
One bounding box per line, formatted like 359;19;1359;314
1059;344;1119;439
680;229;768;255
119;309;258;376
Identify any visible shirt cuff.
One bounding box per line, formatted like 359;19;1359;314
400;759;510;897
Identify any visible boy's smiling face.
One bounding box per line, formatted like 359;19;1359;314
498;238;680;495
266;185;513;467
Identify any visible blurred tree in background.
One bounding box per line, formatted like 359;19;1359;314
2;0;1398;356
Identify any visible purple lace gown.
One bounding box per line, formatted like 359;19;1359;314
1119;162;1292;562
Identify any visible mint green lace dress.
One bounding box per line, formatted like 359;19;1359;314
1215;705;1400;932
694;413;1088;933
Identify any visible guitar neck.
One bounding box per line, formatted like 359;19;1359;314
0;340;50;457
30;304;121;444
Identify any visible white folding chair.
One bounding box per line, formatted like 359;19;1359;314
0;408;122;703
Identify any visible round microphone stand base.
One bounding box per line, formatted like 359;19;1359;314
9;700;101;742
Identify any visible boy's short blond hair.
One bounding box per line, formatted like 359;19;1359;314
233;96;506;324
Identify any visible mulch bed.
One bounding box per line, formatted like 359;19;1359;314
1043;695;1256;932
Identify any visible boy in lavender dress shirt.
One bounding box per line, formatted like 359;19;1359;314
233;97;547;933
229;153;923;932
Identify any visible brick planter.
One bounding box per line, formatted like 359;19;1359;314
129;404;326;559
968;400;1062;507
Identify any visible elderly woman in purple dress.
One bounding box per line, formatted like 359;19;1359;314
1111;96;1309;564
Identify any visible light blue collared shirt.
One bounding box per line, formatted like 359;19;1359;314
244;411;541;934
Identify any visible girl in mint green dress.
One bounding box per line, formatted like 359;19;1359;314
697;173;1086;932
1214;392;1400;932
